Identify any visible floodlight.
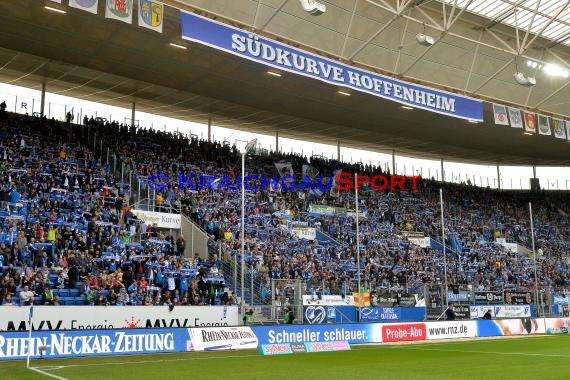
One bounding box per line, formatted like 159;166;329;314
513;72;536;87
415;33;435;47
299;0;326;15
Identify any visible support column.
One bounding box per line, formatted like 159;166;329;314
207;117;212;142
131;101;136;127
40;82;46;117
275;130;279;153
497;165;501;190
440;158;444;182
532;165;537;179
392;150;396;175
337;140;340;161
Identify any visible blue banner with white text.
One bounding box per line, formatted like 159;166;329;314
360;307;425;322
0;328;192;360
252;324;376;346
180;12;484;121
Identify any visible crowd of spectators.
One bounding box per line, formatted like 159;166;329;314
0;111;234;307
99;109;569;299
0;105;568;309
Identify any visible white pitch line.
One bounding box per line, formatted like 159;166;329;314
38;366;66;371
29;367;69;380
396;346;570;358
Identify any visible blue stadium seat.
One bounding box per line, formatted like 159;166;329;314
74;297;86;305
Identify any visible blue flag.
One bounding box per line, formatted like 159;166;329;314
28;306;34;324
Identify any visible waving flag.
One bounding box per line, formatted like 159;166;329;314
274;160;293;177
303;164;323;197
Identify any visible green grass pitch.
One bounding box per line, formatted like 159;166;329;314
1;335;569;380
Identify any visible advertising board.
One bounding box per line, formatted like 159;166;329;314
189;326;258;351
0;328;190;360
0;306;238;331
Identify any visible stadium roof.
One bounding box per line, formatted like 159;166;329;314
441;0;570;48
0;0;568;166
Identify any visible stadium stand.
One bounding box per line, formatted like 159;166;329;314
0;107;567;310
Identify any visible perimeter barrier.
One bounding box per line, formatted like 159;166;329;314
2;317;569;360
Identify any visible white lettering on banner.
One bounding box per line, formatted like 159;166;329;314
494;305;531;318
49;334;114;355
113;332;174;353
267;328;365;344
0;331;176;359
132;209;181;229
181;13;482;121
408;237;431;248
292;227;316;240
0;306;238;331
380;308;399;320
470;306;495;319
231;34;246;52
383;82;393;95
333;67;344;81
302;295;355;306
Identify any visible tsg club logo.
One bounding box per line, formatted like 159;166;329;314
304;306;326;324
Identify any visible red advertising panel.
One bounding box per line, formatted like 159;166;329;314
381;323;426;342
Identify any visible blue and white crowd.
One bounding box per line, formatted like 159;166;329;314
0;104;568;308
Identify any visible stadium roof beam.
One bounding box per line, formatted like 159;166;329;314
479;0;520;30
363;0;570;71
97;84;156;103
519;2;569;53
5;60;47;85
463;29;484;92
339;0;359;58
532;81;570;109
399;0;476;76
440;0;570;47
257;0;288;32
347;0;416;61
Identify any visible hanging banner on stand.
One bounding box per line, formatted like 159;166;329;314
180;12;484;122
